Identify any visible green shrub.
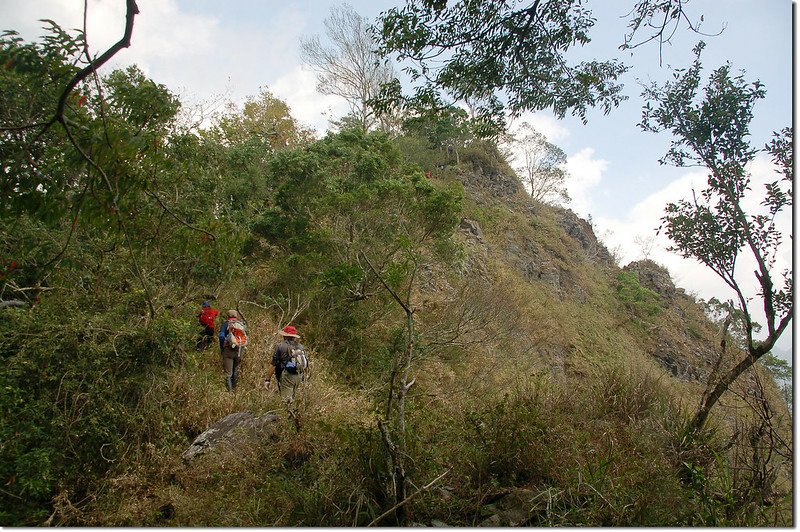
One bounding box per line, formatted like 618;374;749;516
616;271;664;320
0;301;189;525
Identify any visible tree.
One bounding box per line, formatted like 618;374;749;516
300;3;396;132
401;104;474;164
375;1;711;134
640;42;792;432
260;129;461;524
0;6;247;523
209;88;314;150
507;122;569;204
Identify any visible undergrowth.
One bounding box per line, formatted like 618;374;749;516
84;349;791;526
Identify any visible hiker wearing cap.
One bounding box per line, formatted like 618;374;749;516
265;325;309;407
196;301;219;351
219;309;248;391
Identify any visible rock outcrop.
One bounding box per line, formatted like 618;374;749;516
181;411;279;461
457;160;520;198
623;259;678;303
554;207;614;266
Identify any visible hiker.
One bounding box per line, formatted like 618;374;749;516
265;325;309;408
219;309;248;391
196;301;219;351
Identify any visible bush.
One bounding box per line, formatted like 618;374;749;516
616;271;663;320
0;300;189;525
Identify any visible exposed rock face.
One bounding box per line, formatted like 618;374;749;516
459;217;483;241
554;207;614;266
458;166;520;198
624;259;678;303
651;340;709;382
181;411;279;461
504;239;561;291
619;261;716;381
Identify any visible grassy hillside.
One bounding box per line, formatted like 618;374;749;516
0;18;790;527
28;134;782;527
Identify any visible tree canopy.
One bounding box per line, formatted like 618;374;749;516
373;0;706;131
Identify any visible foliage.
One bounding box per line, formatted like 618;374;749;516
0;20;255;524
375;0;628;128
300;4;396;132
253;127;462;382
207;88;315;150
0;23;86;222
0;8;791;529
615;271;663;321
0;297;188;525
506;122;570;204
700;297;761;348
402;104;472;153
641;42;792;430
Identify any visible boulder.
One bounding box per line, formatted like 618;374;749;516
459;217;484;240
478;488;537;527
181;411;279;462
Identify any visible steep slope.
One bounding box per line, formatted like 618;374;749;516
414;146;716;398
81;136;791;527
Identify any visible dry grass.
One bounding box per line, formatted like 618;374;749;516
87;170;792;527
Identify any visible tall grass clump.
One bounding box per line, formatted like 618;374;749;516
390;361;787;527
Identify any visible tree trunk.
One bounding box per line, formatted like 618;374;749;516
690;348;765;432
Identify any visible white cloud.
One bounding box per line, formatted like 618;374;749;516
508;111;570;143
564;148;608;219
0;0;317;113
271;65;350;135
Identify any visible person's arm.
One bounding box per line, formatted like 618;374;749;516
265;344;281;387
219;321;228;350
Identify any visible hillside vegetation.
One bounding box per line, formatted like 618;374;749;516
0;21;792;527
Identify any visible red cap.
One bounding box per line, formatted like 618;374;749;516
279;325;300;337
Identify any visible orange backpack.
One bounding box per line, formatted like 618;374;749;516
225;320;248;348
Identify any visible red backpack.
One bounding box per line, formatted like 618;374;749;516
225;319;248;348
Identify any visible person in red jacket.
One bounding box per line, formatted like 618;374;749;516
196;301;219;351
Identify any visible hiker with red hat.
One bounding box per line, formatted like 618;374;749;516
265;325;309;412
196;301;219;351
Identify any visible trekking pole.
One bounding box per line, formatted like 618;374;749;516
301;372;307;415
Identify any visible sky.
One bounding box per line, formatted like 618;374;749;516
0;0;794;360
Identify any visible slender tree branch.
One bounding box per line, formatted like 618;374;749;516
40;172;90;272
144;189;217;241
367;468;451;527
360;251;413;315
60;121;155;319
50;0;139;130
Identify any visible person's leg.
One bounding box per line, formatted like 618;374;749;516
222;350;234;391
202;326;214;350
196;327;207;351
279;372;303;428
231;354;240;389
278;371;298;403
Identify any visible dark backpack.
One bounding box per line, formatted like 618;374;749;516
282;343;308;374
